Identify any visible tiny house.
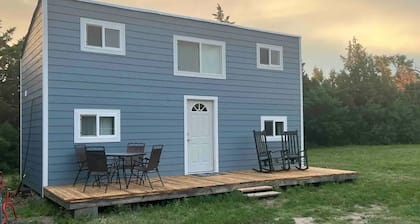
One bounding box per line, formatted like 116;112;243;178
21;0;303;195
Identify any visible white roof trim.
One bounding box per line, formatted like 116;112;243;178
76;0;301;38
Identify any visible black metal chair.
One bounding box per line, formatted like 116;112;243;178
136;145;164;189
125;143;145;183
73;144;87;186
280;130;309;170
253;130;288;172
125;142;145;168
83;146;117;193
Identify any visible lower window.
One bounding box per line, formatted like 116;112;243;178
74;109;121;143
260;116;287;141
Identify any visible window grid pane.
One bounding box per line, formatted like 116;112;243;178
105;28;120;48
86;25;102;47
271;50;280;65
201;44;222;74
81;115;97;136
260;48;269;65
100;116;115;135
275;121;284;136
178;40;200;72
264;120;274;136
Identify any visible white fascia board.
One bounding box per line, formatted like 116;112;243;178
77;0;301;38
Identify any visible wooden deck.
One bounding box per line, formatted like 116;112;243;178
44;167;357;214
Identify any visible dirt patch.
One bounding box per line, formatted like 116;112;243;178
259;198;286;207
9;216;55;224
337;204;386;224
293;217;315;224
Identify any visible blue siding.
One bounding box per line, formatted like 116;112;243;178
21;3;43;194
46;0;301;185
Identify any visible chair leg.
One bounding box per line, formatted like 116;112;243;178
128;166;136;187
73;167;82;186
83;172;91;192
144;171;153;189
156;168;164;186
138;170;145;185
112;168;122;189
105;175;110;193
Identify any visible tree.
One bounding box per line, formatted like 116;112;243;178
391;55;417;90
212;3;235;24
0;20;23;127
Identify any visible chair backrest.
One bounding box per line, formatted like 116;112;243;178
126;143;145;166
280;131;300;155
74;144;87;167
127;143;145;153
85;146;108;173
253;130;269;158
147;145;163;170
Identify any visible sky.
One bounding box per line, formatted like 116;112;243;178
1;0;419;73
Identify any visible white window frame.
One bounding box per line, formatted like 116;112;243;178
256;43;283;71
173;35;226;79
80;18;126;55
74;109;121;143
260;116;288;141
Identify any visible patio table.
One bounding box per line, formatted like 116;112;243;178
106;152;145;189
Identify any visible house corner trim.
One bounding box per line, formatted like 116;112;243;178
41;0;49;196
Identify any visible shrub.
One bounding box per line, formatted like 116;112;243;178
0;122;19;172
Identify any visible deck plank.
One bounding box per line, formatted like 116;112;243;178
44;167;357;211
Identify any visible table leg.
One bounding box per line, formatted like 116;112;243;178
121;157;129;189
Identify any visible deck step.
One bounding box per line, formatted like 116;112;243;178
237;186;273;193
246;191;280;198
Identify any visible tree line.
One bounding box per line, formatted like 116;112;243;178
304;38;420;146
0;20;23;171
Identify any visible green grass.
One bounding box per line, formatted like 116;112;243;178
8;145;420;223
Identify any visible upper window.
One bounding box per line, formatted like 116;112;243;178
174;35;226;79
74;109;121;143
256;43;283;71
261;116;287;141
80;18;126;55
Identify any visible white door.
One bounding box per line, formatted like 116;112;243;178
187;100;214;173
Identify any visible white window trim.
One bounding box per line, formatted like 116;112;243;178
174;35;226;79
260;116;288;141
80;18;126;55
74;109;121;143
256;43;283;71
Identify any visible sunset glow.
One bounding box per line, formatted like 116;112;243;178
2;0;419;71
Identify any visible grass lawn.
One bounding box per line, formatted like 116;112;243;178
8;145;420;223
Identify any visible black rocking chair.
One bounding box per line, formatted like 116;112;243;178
280;130;309;170
253;130;288;172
